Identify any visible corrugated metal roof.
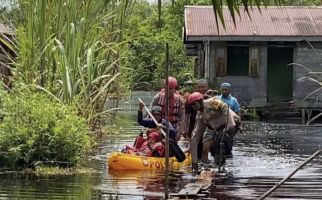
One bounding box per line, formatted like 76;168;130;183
184;6;322;41
0;22;13;35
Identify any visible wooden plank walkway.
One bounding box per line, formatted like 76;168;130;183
177;183;203;196
170;170;215;199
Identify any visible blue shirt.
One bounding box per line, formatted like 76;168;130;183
217;94;240;114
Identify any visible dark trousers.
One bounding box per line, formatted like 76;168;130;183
197;137;203;159
210;129;234;157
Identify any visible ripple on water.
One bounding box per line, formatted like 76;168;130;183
0;121;321;199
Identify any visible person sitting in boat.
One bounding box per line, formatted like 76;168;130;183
123;131;165;157
138;103;177;141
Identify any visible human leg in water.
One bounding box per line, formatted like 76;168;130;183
197;137;203;160
212;131;226;166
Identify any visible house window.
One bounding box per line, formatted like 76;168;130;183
227;46;249;76
215;46;227;77
249;47;260;77
215;45;260;77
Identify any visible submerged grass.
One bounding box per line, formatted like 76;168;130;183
0;166;96;178
32;166;96;177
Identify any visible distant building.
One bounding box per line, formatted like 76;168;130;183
183;6;322;110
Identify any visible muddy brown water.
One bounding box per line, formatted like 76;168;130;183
0;114;321;200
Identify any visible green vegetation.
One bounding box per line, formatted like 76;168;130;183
0;0;132;169
0;0;321;171
0;85;92;169
31;166;95;177
121;1;195;90
1;0;132;127
122;0;322;89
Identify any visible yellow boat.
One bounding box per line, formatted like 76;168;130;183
108;152;192;170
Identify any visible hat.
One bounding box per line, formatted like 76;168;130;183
209;97;227;111
148;131;161;142
168;76;178;89
151;106;162;114
220;82;231;89
187;92;203;105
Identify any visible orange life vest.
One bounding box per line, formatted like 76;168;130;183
157;91;181;125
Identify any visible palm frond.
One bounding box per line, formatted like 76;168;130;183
290;62;322;82
307;111;322;125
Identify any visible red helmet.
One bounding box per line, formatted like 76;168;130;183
148;131;160;142
187;92;203;105
168;76;177;89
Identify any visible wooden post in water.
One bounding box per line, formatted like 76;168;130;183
164;43;170;199
258;149;321;200
301;108;305;125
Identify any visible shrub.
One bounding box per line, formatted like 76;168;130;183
0;85;92;169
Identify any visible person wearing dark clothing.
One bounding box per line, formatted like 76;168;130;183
138;103;177;140
185;103;203;159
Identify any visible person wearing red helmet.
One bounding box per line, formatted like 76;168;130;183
184;92;204;135
151;76;185;141
183;80;217;159
123;131;165;157
187;95;241;173
183;88;206;161
145;131;165;157
168;76;178;89
184;92;205;161
187;91;204;105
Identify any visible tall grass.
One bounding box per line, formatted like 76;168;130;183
1;0;132;128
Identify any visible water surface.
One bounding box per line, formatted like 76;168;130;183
0;114;321;200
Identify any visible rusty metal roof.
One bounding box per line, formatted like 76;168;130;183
0;22;13;35
184;6;322;41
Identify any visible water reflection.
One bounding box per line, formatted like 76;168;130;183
0;174;98;200
95;167;196;199
0;121;321;199
102;170;165;199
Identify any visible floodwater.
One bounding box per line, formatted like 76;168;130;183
0;113;321;200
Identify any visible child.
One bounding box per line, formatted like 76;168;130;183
123;131;165;157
